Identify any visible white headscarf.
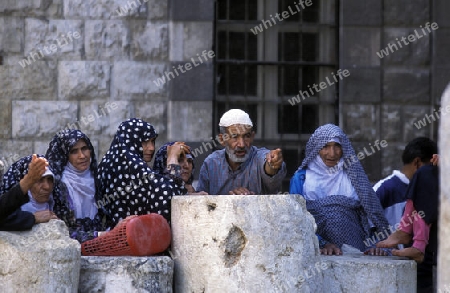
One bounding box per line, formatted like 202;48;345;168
21;191;53;213
62;162;97;219
303;154;359;201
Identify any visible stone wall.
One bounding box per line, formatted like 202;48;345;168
0;0;213;170
339;0;449;181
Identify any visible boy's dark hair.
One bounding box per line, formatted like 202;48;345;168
402;137;437;165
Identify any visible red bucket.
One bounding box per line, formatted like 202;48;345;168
81;214;171;256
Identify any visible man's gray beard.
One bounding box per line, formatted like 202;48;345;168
225;146;250;163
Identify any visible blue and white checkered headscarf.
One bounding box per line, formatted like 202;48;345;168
300;124;389;248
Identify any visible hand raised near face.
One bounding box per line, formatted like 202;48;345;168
166;142;192;165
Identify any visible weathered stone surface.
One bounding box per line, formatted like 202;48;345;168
170;62;214;101
341;68;380;103
112;61;167;99
383;69;430;103
134;101;167;142
58;61;110;100
381;105;402;142
380;143;404;178
100;101;133;136
170;0;214;21
85;20;131;60
382;28;430;66
78;100;121;134
0;220;80;293
79;256;173;293
0;0;62;17
168;101;212;141
0;61;56;100
0;17;23;53
172;194;324;292
130;22;168;61
342;104;379;141
352;142;382;183
321;254;416;292
147;0;167;20
433;68;450;105
383;0;429;26
0;100;11;139
403;105;432;141
435;0;450;28
342;0;381;26
12;101;77;138
438;83;450;291
0;141;28;171
341;28;380;67
24;19;83;60
170;22;213;62
64;0;147;19
435;29;450;67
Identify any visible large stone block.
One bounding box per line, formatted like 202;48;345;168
383;0;429;26
12;101;78;138
382;28;430;66
167;101;212;141
64;0;147;19
0;17;24;53
439;83;450;291
403;105;432;141
172;194;324;292
341;68;380;103
435;0;450;28
341;28;380;67
100;101;133;136
380;142;404;178
24;19;83;60
130;21;168;61
170;62;214;101
341;0;382;26
170;0;214;21
383;69;430;103
0;0;62;17
321;254;416;292
342;104;379;141
352;142;382;183
170;22;214;62
0;61;56;100
0;100;11;139
435;29;450;67
433;68;450;105
147;0;168;20
79;256;173;293
112;61;168;99
0;220;80;292
78;100;122;134
85;20;131;60
58;61;110;100
381;104;402;141
0;140;32;170
134;101;167;141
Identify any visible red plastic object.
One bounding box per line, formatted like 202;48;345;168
81;214;171;256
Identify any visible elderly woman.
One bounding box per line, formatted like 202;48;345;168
290;124;389;254
153;142;208;195
45;129;105;242
0;154;58;231
97;118;189;227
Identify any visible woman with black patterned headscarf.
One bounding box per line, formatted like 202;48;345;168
290;124;389;253
153;142;208;195
46;129;105;243
96;118;189;228
0;154;58;231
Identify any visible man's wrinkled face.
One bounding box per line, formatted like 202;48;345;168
220;124;254;163
30;176;54;203
319;142;343;167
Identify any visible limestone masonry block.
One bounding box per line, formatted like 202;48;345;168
58;61;110;100
112;61;167;99
171;194;324;292
12;100;77;138
0;220;80;293
79;256;173;293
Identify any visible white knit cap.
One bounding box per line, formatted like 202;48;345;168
42;167;54;178
219;109;253;127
